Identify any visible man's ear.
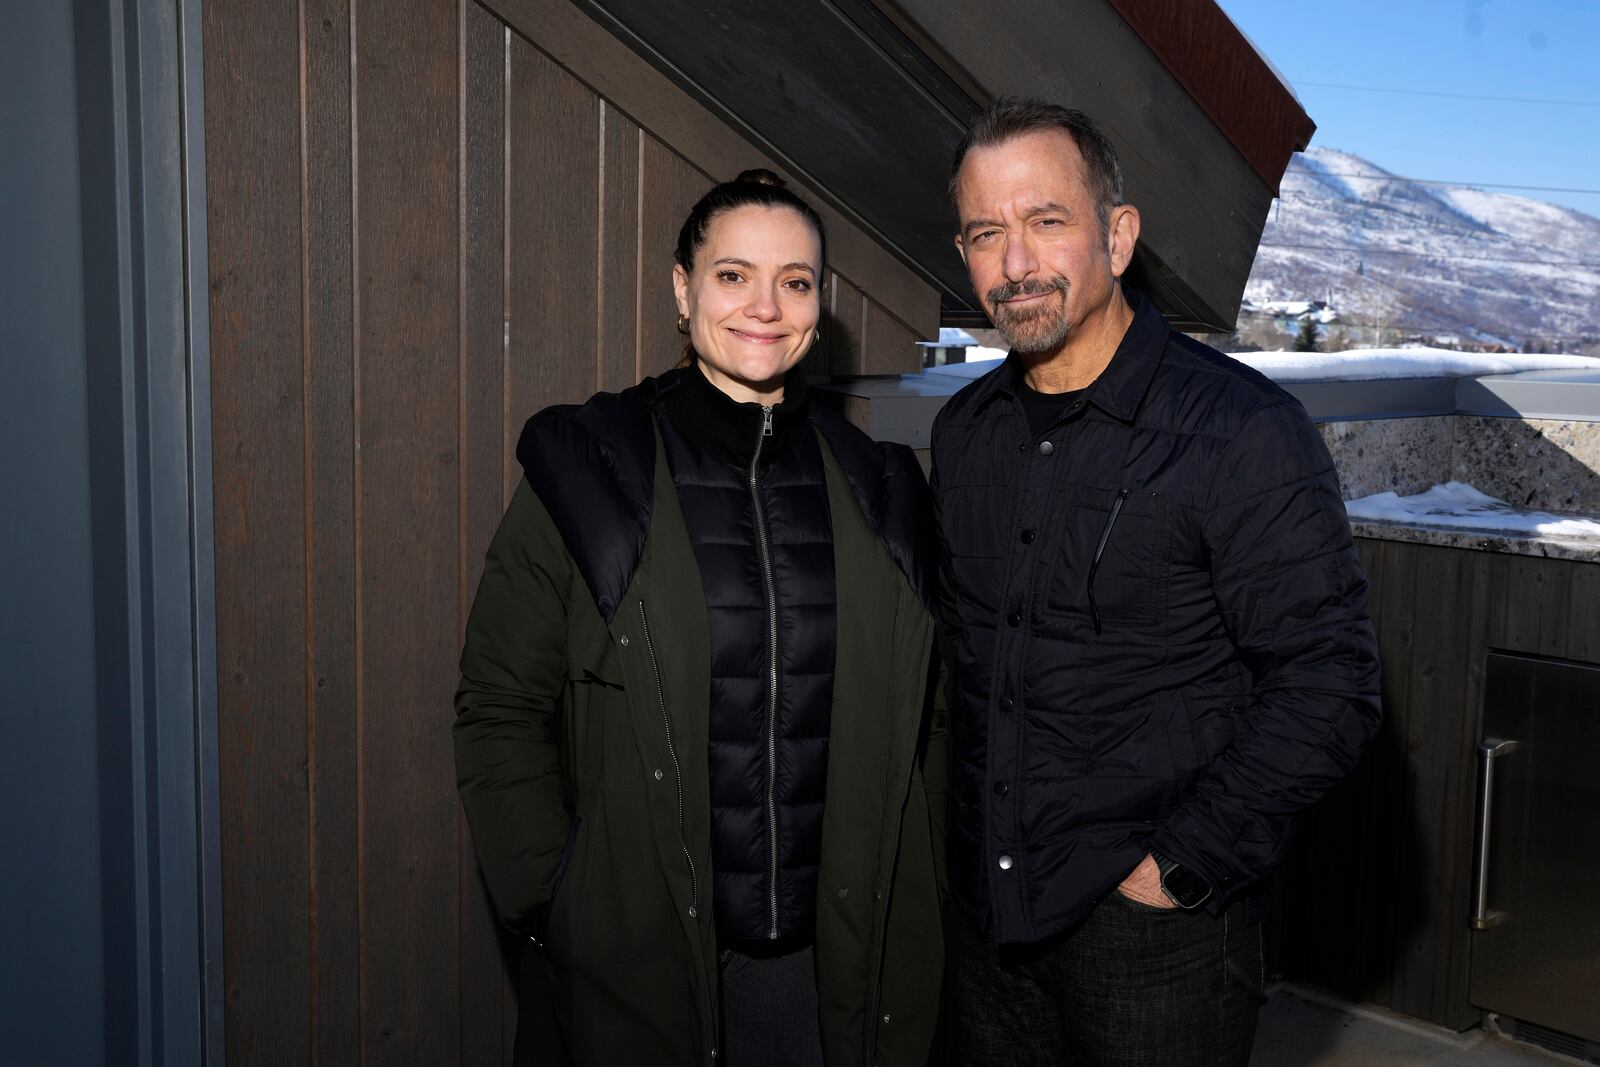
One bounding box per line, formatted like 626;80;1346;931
953;232;968;267
672;263;690;317
1107;203;1140;279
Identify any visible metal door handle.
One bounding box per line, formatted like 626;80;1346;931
1472;737;1521;930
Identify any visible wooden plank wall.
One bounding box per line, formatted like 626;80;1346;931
202;0;934;1062
1269;538;1600;1030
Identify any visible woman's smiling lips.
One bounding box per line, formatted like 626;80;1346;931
728;327;788;344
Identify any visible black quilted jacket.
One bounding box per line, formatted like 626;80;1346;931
931;290;1382;945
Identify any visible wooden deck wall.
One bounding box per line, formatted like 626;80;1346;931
201;0;936;1061
1271;538;1600;1029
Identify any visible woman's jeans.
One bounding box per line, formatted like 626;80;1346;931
720;943;826;1067
949;891;1266;1066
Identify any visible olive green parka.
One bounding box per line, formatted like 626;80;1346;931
454;383;947;1066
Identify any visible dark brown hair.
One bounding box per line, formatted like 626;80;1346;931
948;97;1123;233
674;168;827;274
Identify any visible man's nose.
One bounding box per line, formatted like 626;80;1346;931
1002;232;1038;282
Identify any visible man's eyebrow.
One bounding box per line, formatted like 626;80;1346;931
961;202;1076;238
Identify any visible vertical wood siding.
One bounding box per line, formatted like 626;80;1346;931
203;0;933;1061
1272;539;1600;1030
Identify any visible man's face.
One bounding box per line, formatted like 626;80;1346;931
953;129;1127;355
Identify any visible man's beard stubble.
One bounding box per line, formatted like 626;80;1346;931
986;276;1071;355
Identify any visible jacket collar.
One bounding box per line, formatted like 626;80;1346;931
655;360;811;468
973;287;1168;424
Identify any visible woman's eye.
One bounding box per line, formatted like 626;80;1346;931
784;278;813;293
717;270;743;284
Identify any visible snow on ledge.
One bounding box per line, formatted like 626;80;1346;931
1229;348;1598;383
1345;482;1600;539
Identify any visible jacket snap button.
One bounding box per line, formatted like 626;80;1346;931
998;854;1014;870
1017;442;1029;454
619;635;629;647
1006;612;1021;627
1020;529;1035;544
653;769;663;781
1038;440;1054;455
999;696;1014;712
993;781;1009;797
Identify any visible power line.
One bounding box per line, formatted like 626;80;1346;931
1283;166;1600;197
1292;79;1600;108
1256;240;1600;269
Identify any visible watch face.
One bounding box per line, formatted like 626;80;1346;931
1161;864;1212;909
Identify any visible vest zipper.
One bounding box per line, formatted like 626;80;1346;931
750;404;781;940
1086;488;1130;635
638;600;699;918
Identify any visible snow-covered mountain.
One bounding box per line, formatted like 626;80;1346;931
1244;147;1600;349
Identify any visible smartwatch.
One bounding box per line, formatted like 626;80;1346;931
1151;850;1212;910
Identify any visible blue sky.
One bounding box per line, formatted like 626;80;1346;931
1216;0;1600;217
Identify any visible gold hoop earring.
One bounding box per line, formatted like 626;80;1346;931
676;313;691;335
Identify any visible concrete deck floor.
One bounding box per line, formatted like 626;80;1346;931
1252;985;1587;1067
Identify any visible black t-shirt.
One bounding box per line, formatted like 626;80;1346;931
1016;378;1086;439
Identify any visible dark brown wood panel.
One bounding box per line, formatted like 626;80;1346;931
303;0;362;1062
638;135;710;377
203;0;313;1061
1274;539;1600;1030
354;0;463;1060
597;102;642;390
459;6;512;1064
1392;544;1468;1023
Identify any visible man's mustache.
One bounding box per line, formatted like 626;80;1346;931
986;277;1069;309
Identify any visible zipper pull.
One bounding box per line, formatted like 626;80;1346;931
761;406;774;437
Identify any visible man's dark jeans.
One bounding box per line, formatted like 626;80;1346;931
949;891;1266;1066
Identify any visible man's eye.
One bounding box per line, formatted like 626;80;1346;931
972;230;999;244
1037;218;1063;228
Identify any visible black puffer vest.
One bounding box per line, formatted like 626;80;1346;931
657;367;837;945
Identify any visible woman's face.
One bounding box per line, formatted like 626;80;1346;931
673;204;822;405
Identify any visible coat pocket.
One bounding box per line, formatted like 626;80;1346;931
1045;484;1166;631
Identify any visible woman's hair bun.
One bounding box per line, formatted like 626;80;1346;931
734;168;785;188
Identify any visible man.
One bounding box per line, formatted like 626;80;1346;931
931;98;1381;1065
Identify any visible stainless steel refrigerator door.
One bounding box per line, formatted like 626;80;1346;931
1471;651;1600;1043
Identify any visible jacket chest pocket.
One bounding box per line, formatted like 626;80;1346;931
1044;485;1167;631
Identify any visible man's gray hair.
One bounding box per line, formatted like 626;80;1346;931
948;97;1124;233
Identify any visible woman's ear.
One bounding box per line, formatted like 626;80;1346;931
672;264;691;318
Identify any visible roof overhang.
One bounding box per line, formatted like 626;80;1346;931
573;0;1313;332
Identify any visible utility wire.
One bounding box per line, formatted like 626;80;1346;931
1292;79;1600;108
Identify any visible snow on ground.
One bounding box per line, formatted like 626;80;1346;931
949;346;1598;383
1228;347;1599;382
1345;482;1600;538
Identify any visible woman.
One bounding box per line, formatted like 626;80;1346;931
454;170;946;1066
